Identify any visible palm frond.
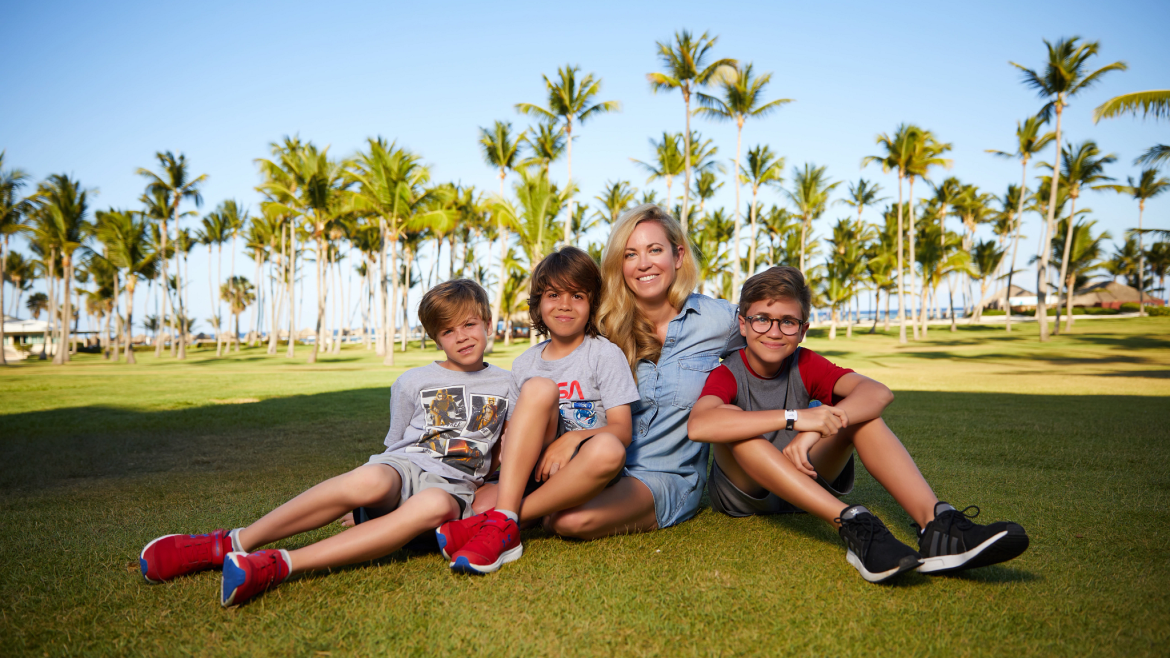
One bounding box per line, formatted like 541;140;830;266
1093;90;1170;123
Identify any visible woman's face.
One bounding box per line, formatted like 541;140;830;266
622;221;683;304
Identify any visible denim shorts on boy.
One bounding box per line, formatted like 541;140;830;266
623;294;744;528
360;452;477;520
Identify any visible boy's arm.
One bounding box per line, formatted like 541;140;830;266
535;405;632;482
688;395;847;443
829;373;894;424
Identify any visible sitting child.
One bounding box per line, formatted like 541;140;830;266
436;246;639;574
688;266;1029;583
139;279;513;605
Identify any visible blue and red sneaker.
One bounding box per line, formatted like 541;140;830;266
449;510;522;575
221;549;291;607
436;513;489;560
140;529;233;584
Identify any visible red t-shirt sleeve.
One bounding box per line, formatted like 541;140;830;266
798;349;854;405
699;364;738;404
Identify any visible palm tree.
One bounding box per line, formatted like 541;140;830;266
836;178;887;225
697;61;793;282
970;240;1006;322
863;124;920;343
1050;141;1115;331
691;208;734;295
1097;169;1170;315
217;200;248;352
1147;241;1170;300
4;251;35;317
647;30;736;231
903;129;953;338
987;116;1055;331
220;276;255;352
693;171;722;216
94;209;155;363
826;217;872;338
1011;36;1126;341
1045;219;1111;324
738;145;785;287
516;65;620;244
521;121;565;174
477;121;523;353
631;132;684;205
785;163;839;276
0;152;30;365
197;209;229;356
31;175;92;363
137;151;207;359
593;180;637;226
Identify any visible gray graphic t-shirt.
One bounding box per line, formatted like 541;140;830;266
374;362;512;484
507;336;639;433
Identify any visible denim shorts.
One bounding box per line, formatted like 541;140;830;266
623;468;704;529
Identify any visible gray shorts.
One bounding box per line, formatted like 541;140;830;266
709;453;855;518
358;452;477;522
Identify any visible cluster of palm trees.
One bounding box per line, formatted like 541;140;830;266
2;32;1169;366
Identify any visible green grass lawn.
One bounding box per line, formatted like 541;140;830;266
2;319;1169;656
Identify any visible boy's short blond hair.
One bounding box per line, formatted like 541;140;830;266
739;266;811;322
418;279;493;340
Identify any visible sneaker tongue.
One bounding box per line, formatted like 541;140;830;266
840;505;870;521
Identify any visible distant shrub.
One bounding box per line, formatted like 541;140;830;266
1149;306;1170;317
1120;302;1140;312
1080;306;1120;315
983;309;1006;315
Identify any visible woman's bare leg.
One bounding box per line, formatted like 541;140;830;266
237;464;401;551
288;488;460;573
544;476;658;540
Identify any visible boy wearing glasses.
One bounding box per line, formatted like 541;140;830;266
688;266;1028;583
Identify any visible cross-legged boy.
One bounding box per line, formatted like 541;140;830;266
436;247;639;574
688;266;1029;583
138;279;513;605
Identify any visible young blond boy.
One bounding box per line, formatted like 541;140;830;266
139;279;513;605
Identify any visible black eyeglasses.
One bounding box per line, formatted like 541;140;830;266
745;315;805;336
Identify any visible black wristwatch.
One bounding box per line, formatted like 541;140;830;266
785;409;798;432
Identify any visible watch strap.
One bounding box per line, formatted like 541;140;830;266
784;409;797;432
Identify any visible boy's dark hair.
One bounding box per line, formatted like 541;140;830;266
419;279;493;340
528;246;602;338
739;266;811;322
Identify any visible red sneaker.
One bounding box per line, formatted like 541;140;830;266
436;513;489;560
140;530;233;583
449;510;522;574
220;550;290;607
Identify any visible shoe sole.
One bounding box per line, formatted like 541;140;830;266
435;527;456;561
845;549;921;583
917;529;1029;574
140;534;181;584
220;552;248;607
449;545;524;575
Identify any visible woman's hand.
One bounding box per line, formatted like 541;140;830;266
781;431;822;478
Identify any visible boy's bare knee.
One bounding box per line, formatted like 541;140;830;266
519;377;559;405
413;488;461;526
346;464;400;505
578;433;626;476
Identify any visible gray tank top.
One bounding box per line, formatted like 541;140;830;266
722;347;810;449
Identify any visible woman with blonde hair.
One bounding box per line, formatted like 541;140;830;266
541;204;741;538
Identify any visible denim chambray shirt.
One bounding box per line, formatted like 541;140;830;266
623;293;743;528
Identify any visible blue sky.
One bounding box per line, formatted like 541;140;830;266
3;0;1167;328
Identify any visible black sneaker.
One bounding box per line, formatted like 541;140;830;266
915;502;1029;574
836;505;921;583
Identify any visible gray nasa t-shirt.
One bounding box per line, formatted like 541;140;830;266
507;336;639;432
372;362;512;484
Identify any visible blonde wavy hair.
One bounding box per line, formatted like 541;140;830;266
597;203;699;372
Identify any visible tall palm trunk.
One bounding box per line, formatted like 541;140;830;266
1037;104;1063;342
489;172;506;354
216;243;224;356
286;223;296;358
124;276;138;364
564;120;575;244
57;254;73;364
268;235;282;354
171;205;187;360
156;220;168;358
106;269;119;360
401;246;413;353
732;119;744;294
907;176;919;341
828;306;837;340
798;217;809;273
386;218;399;362
748;186;760;282
681;87;692;231
1137;199;1146;313
309;229;324;364
250;256;261;347
1058;196;1079;332
1006;161;1029;333
0;238;6;365
894;172;907;344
